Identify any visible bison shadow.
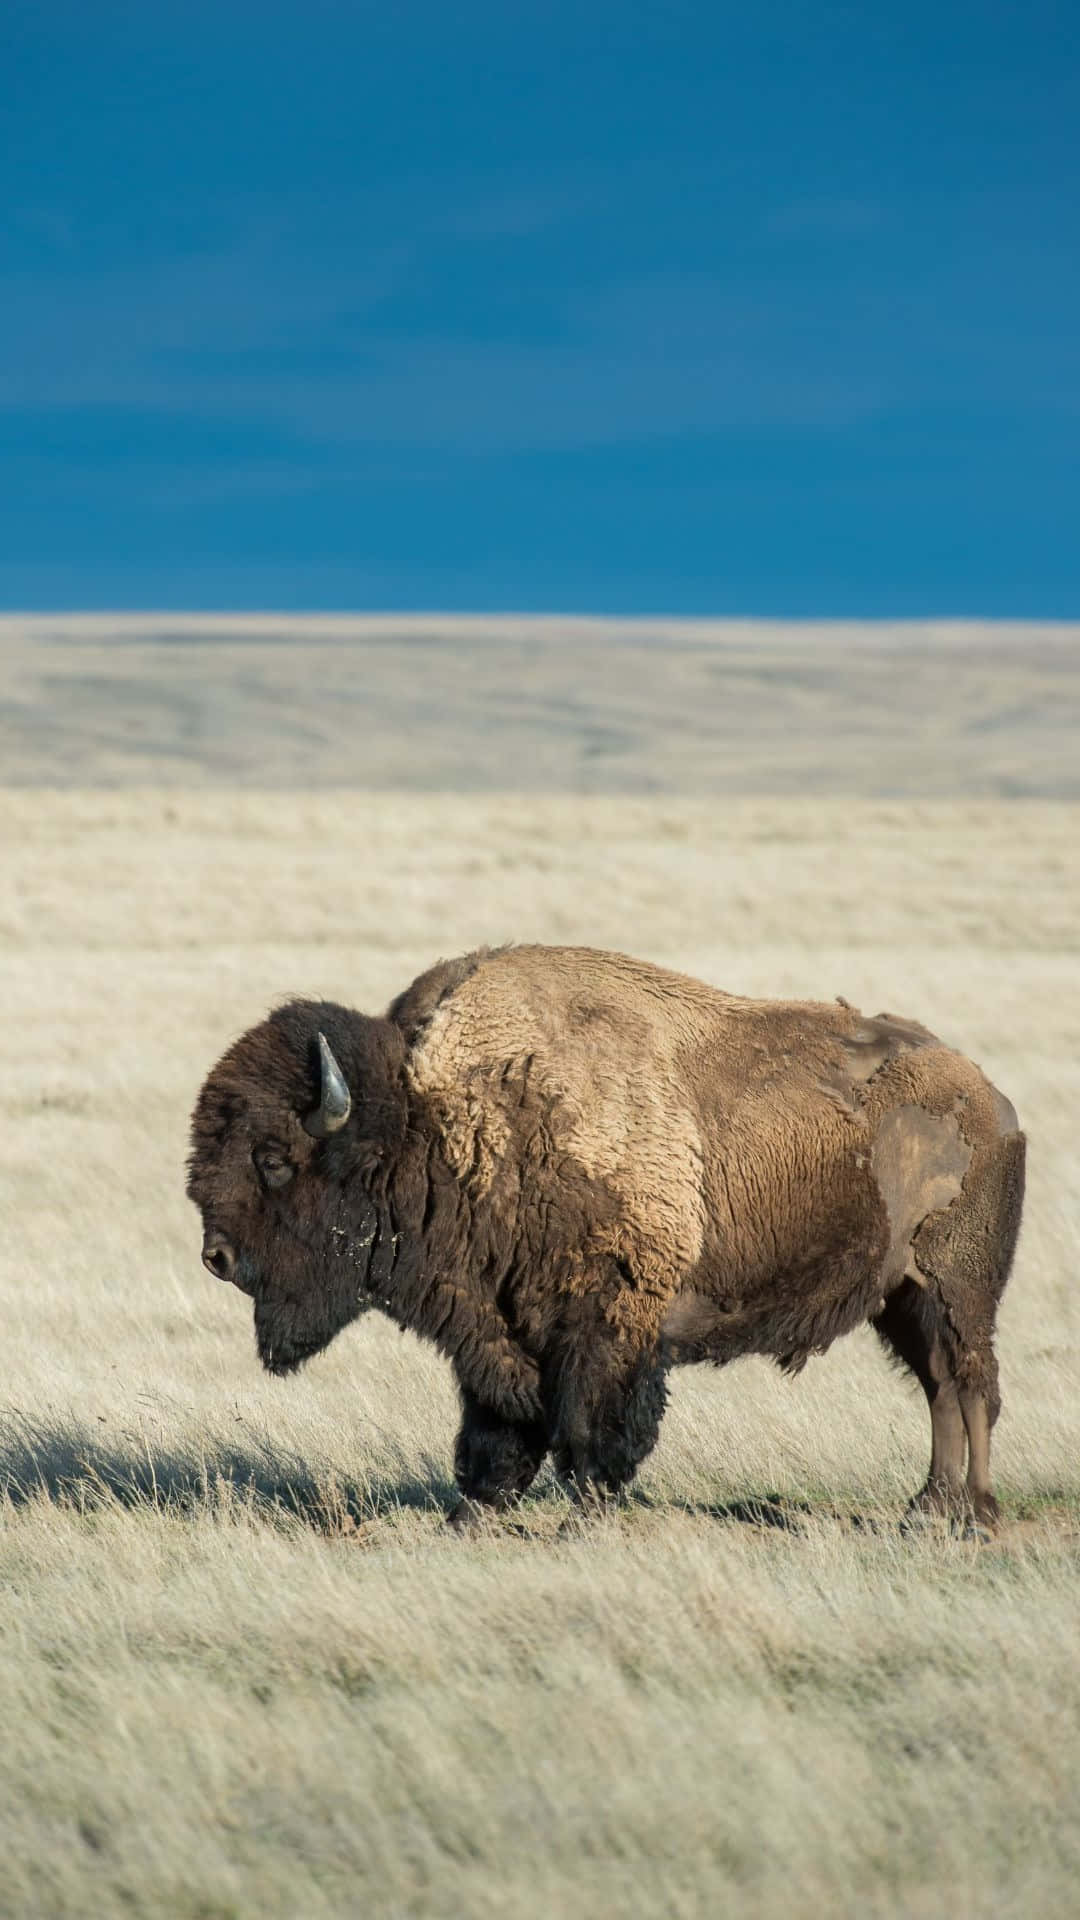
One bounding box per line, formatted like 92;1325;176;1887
698;1494;811;1531
631;1490;814;1532
0;1413;877;1540
633;1489;885;1534
0;1409;452;1536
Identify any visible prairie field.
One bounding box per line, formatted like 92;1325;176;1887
1;618;1079;1918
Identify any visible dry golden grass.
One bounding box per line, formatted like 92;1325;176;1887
2;768;1079;1917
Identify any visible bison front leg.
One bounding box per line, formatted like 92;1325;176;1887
448;1387;549;1529
545;1280;669;1500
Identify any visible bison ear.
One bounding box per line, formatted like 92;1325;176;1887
303;1032;353;1138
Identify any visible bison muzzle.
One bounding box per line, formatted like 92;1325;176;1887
187;945;1025;1530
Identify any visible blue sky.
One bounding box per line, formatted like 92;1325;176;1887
2;1;1077;613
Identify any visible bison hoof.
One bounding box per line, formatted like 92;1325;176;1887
562;1480;622;1523
960;1518;995;1545
970;1490;1001;1530
446;1497;502;1534
906;1478;964;1520
902;1481;1000;1541
961;1493;1001;1543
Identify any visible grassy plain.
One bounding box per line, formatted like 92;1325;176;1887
1;620;1079;1917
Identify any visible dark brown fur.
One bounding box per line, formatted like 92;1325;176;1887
186;946;1025;1527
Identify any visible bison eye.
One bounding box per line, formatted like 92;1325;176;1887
254;1146;294;1191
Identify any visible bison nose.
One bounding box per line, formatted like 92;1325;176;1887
202;1235;237;1284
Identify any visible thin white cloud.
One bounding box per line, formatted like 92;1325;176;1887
3;203;1075;452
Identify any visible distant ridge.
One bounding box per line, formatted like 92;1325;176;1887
2;617;1077;794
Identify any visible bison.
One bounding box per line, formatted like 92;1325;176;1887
187;944;1024;1531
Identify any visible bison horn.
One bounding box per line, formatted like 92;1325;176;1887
304;1032;352;1138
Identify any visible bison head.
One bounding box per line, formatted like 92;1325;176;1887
186;1001;409;1375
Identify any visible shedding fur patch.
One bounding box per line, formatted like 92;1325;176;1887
816;1012;937;1112
871;1103;973;1287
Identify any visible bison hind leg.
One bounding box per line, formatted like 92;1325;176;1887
875;1128;1026;1535
873;1279;971;1526
910;1129;1026;1532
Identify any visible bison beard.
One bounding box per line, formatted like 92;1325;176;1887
252;1200;394;1375
187;945;1025;1531
252;1257;359;1377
